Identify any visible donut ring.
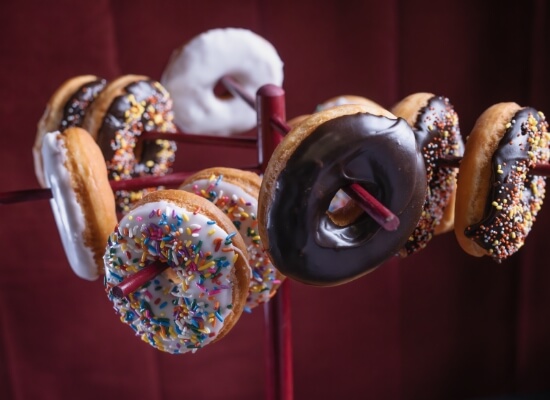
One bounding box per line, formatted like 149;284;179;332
34;75;107;187
180;167;283;310
161;28;284;136
455;103;549;260
82;75;177;213
259;105;427;286
391;93;464;255
103;190;251;353
42;127;117;280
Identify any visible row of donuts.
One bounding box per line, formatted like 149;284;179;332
263;94;548;286
33;74;178;214
32;29;286;215
39;92;548;354
41;126;283;353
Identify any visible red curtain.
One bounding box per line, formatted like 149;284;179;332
0;0;549;399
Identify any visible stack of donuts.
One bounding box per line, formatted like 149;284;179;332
26;27;549;354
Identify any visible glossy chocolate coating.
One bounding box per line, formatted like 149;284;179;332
402;96;463;255
60;79;106;130
97;79;176;174
465;108;548;260
96;79;177;212
266;113;427;285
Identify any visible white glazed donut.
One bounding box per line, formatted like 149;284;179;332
179;167;284;311
42;127;117;280
161;28;284;136
103;190;251;353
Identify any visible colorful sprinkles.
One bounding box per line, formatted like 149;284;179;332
98;80;177;213
465;109;549;261
181;172;281;309
103;200;238;354
403;96;464;256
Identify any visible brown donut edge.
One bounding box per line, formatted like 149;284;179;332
454;102;522;257
62;127;117;276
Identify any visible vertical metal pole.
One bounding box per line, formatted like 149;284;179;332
256;84;294;400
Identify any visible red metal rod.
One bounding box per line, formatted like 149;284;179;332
139;130;257;149
343;183;400;231
0;187;53;205
220;75;256;108
110;260;169;299
257;84;293;400
1;166;261;205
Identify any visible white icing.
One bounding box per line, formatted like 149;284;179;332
161;28;284;136
181;175;280;310
42;132;98;280
104;200;239;353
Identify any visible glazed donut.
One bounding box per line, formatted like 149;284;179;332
455;103;549;260
161;28;284;136
82;75;177;213
391;93;464;255
316;95;383;112
180;167;283;310
258;104;427;285
42;127;117;280
34;75;107;187
103;189;251;353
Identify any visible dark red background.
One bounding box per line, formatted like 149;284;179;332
1;1;549;399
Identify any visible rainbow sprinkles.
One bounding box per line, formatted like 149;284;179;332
104;200;240;353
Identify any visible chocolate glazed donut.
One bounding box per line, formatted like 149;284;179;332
261;111;426;286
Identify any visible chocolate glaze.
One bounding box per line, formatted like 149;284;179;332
465;108;548;260
266;113;427;285
97;79;177;212
60;78;107;130
402;96;463;255
98;80;176;173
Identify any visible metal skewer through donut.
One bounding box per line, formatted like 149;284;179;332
0;168;260;205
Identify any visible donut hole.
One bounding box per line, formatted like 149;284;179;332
213;77;236;100
326;190;364;227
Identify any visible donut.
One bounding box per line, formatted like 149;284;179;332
316;95;383;112
180;167;283;310
34;75;107;187
82;75;177;213
161;28;284;136
455;103;549;260
258;104;427;285
103;189;251;353
41;127;117;280
391;93;464;255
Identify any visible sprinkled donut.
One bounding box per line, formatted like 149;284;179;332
82;75;177;213
161;28;284;136
180;167;283;311
104;190;251;353
34;75;107;187
259;105;427;286
455;103;549;261
42;127;117;280
391;93;464;255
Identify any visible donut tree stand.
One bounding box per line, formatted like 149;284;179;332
2;79;550;400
